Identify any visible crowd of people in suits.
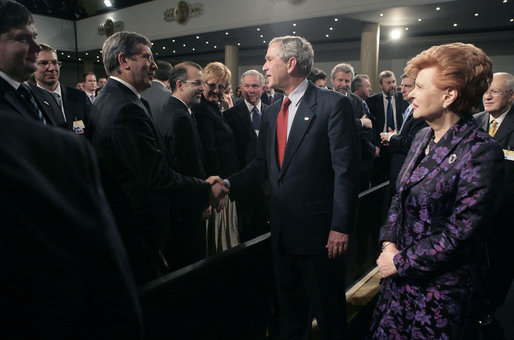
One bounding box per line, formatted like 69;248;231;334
1;0;513;338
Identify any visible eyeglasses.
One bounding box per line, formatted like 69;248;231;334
205;82;225;91
182;80;203;86
36;60;62;67
134;53;155;63
484;89;511;96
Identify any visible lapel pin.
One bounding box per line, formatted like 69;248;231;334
43;101;50;105
304;116;310;120
449;154;457;164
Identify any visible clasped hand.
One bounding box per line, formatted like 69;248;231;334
376;243;399;278
205;176;229;208
380;128;397;146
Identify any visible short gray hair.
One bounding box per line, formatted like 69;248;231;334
102;31;151;76
269;35;314;77
351;74;369;92
378;70;395;85
331;63;354;80
240;69;265;85
494;72;514;92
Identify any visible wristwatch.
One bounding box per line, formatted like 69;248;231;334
381;241;392;250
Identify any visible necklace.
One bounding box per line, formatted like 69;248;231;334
425;135;436;155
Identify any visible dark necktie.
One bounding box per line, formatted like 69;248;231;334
269;95;274;104
251;106;261;131
51;92;66;123
276;97;291;169
386;95;394;131
17;83;46;124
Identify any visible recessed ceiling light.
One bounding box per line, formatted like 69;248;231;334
192;48;195;51
329;27;333;30
225;32;229;35
85;52;88;55
155;53;158;55
196;36;199;39
390;29;401;40
453;23;458;27
418;18;422;22
263;41;266;43
405;27;409;31
214;46;217;48
151;42;154;45
173;50;176;53
205;41;209;44
436;7;440;11
67;55;70;58
292;31;296;34
257;28;260;31
78;58;81;61
293;23;296;26
183;44;186;47
325;34;329;37
237;43;240;46
474;13;479;16
172;39;175;42
61;52;64;55
379;13;384;17
334;18;338;21
260;34;263;38
503;0;507;3
162;46;165;50
511;18;514;22
104;0;112;7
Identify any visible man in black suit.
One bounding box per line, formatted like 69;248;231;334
155;61;210;269
0;8;61;126
474;72;514;330
33;43;91;134
89;31;227;284
0;2;143;337
261;78;284;105
366;70;409;185
141;60;173;119
224;69;270;242
227;35;359;338
331;62;375;191
380;73;427;195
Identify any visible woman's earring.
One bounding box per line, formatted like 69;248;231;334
442;103;447;110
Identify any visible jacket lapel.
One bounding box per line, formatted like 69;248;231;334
493;107;514;144
396;127;431;196
279;84;316;178
268;99;281;178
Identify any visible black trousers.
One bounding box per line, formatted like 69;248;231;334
273;245;347;340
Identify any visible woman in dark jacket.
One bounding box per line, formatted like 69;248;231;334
370;43;504;339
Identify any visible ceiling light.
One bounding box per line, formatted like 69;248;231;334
334;18;338;21
172;39;175;42
155;53;158;55
329;27;333;30
237;43;240;46
293;31;296;34
263;41;266;43
183;44;186;47
257;28;260;31
325;34;329;37
67;55;70;58
196;36;199;39
104;0;112;7
511;18;514;22
214;46;217;48
503;0;507;3
85;52;88;55
436;7;440;11
205;41;209;44
405;27;409;31
61;52;64;55
293;23;296;26
390;29;401;40
260;34;263;38
162;46;165;49
379;13;384;17
418;18;422;22
225;32;229;35
453;23;458;27
192;48;195;51
151;42;154;45
173;50;176;53
474;13;479;16
78;58;81;61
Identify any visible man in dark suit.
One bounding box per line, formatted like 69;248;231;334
474;72;514;330
141;60;173;119
33;43;91;134
0;9;61;126
331;62;375;191
261;78;284;105
227;36;359;338
155;61;210;269
380;73;427;195
366;70;409;185
0;2;143;337
224;69;270;242
89;31;227;284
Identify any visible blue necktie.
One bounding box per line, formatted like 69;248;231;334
386;96;394;130
17;83;46;124
399;107;413;133
251;106;261;130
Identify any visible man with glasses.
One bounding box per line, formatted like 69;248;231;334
155;61;210;269
474;73;514;334
89;32;228;284
33;43;91;134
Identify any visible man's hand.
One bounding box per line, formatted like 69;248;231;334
375;146;380;157
360;114;372;129
325;230;350;259
200;205;212;221
380;127;397;146
206;176;229;204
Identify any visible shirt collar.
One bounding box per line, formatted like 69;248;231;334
111;76;141;99
244;99;261;113
287;78;309;108
0;70;22;90
489;107;510;126
172;95;190;111
37;81;62;97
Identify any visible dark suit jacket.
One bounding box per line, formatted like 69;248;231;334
348;92;375;172
223;100;268;168
0;112;143;338
261;91;284;105
156;95;206;222
0;77;62;126
389;108;428;192
61;84;91;131
142;80;173;119
89;78;210;283
192;94;240;178
366;92;408;145
229;81;360;254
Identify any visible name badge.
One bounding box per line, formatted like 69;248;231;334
504;149;514;161
73;120;85;134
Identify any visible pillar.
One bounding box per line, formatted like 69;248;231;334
360;23;380;92
224;44;239;91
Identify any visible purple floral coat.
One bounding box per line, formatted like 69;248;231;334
370;116;504;339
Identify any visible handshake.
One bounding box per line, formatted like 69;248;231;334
206;175;230;206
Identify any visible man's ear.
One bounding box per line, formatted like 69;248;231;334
287;57;297;74
118;53;130;71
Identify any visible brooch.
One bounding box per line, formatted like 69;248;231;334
448;154;457;164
